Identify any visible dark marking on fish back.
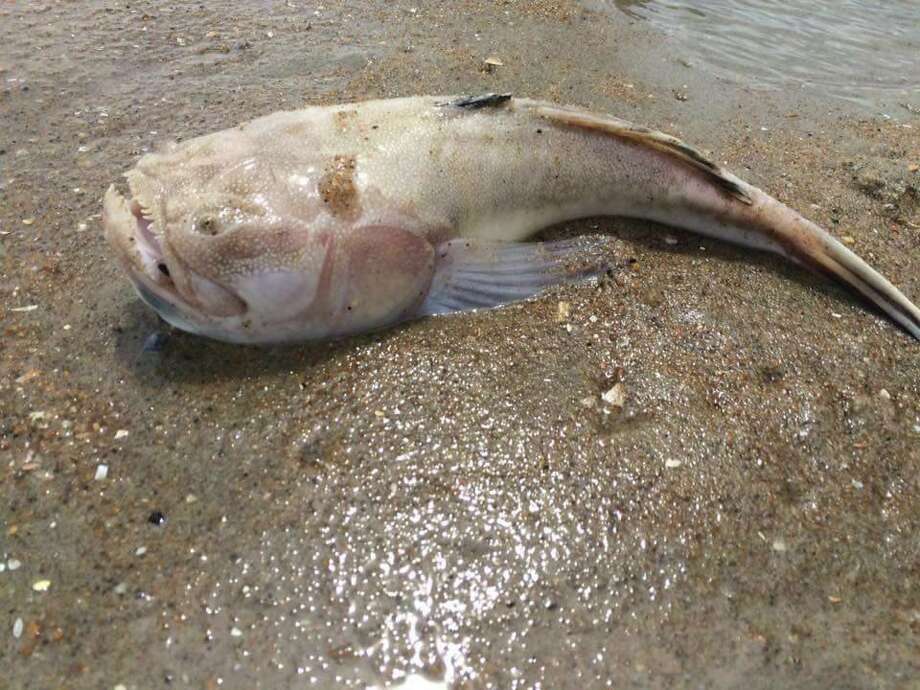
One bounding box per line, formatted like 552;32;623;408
445;93;513;110
319;155;359;219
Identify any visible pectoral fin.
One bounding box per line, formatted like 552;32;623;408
417;237;610;316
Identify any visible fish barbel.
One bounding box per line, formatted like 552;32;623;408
103;94;920;344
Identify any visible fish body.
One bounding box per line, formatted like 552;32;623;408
103;95;920;343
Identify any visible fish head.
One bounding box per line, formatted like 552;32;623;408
103;134;434;344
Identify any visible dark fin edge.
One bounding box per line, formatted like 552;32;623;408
535;105;753;206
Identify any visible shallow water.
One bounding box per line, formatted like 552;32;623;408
610;0;920;108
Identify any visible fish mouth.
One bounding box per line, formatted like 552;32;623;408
103;182;247;325
103;184;183;306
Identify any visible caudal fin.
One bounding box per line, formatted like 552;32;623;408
741;188;920;340
534;100;920;340
784;217;920;340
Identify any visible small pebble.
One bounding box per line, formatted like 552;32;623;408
21;217;34;226
114;685;127;690
32;579;51;592
135;546;147;557
230;627;243;637
15;368;39;383
772;539;788;553
143;331;169;352
602;383;626;408
94;464;109;480
8;558;22;571
851;479;864;490
556;301;571;322
13;617;23;639
113;582;128;595
482;56;504;73
114;429;130;439
665;459;682;469
878;389;891;401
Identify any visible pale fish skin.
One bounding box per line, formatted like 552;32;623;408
103;95;920;344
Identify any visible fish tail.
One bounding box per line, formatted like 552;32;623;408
534;101;919;339
700;180;920;340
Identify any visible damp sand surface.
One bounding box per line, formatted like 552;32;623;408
1;2;919;688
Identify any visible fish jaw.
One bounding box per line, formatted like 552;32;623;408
104;183;438;343
103;184;254;338
103;183;318;343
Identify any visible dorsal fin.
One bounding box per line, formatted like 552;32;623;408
534;105;753;205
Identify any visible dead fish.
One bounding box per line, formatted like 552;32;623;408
103;94;920;344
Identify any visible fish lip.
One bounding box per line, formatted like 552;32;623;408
104;183;183;304
103;183;247;321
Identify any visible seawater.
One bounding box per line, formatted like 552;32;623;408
608;0;920;109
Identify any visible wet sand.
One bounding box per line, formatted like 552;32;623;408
1;2;918;688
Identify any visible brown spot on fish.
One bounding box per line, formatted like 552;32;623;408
318;155;359;218
334;109;358;131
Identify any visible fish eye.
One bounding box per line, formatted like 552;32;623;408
194;215;220;236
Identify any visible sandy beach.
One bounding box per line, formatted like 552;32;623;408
1;2;918;688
